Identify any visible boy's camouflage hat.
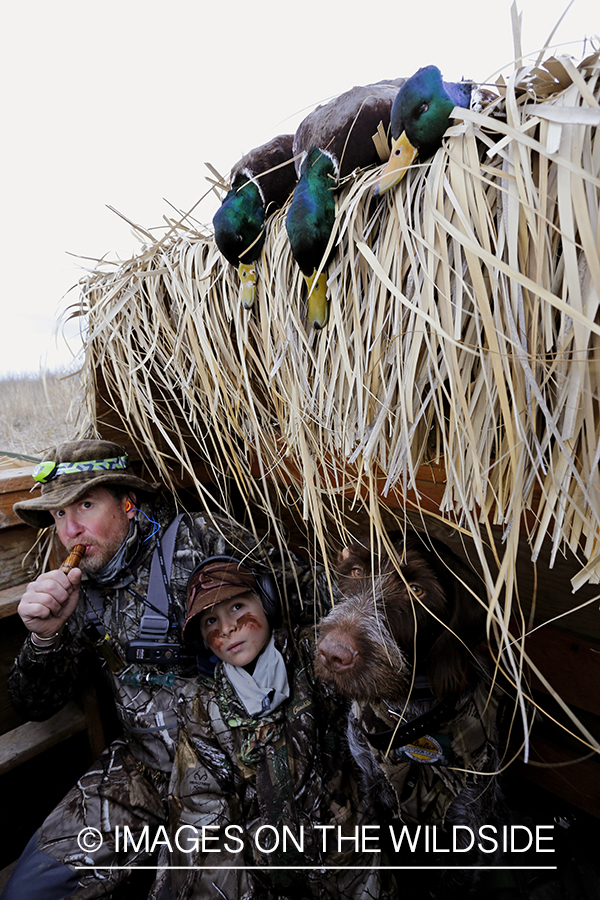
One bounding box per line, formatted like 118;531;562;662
13;439;161;529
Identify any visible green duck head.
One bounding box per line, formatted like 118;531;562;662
286;147;338;329
375;65;472;195
213;171;266;309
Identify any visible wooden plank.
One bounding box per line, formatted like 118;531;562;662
526;626;600;718
0;466;37;531
0;466;37;494
0;583;27;619
506;624;600;816
514;736;600;819
0;526;36;592
0;495;29;531
0;702;86;775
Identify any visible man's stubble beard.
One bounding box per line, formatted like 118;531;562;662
77;524;131;575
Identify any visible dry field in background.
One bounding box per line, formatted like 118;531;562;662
0;370;84;462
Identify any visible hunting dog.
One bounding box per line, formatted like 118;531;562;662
315;532;504;877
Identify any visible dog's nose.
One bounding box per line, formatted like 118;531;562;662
318;633;357;671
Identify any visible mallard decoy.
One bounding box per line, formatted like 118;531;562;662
375;65;473;195
287;81;402;328
286;147;338;329
213;134;297;308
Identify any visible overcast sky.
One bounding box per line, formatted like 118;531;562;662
1;0;596;377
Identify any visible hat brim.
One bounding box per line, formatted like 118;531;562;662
14;473;161;529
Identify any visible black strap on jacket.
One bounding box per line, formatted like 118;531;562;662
138;513;184;639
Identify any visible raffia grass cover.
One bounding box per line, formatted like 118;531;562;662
77;51;600;751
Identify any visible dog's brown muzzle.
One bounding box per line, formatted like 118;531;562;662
317;632;358;673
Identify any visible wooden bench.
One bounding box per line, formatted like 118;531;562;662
0;701;87;776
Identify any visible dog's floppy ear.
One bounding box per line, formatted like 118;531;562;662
423;540;487;699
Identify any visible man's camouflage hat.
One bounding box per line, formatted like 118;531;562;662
13;439;161;529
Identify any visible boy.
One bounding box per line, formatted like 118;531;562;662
169;557;393;900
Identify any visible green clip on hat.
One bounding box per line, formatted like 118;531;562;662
13;439;161;529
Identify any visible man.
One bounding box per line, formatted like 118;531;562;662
2;439;319;900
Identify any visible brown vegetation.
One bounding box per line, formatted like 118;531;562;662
0;369;84;461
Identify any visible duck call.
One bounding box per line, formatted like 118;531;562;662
60;544;86;573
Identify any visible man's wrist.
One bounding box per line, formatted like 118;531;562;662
30;630;63;651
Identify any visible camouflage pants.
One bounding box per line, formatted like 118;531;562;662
2;740;169;900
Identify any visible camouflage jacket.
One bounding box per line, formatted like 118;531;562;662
170;627;393;900
352;677;501;827
8;497;321;774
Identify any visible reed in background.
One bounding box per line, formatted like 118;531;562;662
0;369;84;460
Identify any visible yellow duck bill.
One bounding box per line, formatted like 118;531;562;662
238;262;258;310
374;131;419;195
305;270;329;330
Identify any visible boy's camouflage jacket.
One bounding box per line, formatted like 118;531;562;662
169;627;394;900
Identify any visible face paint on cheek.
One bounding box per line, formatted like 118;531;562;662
235;612;263;631
204;626;225;652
